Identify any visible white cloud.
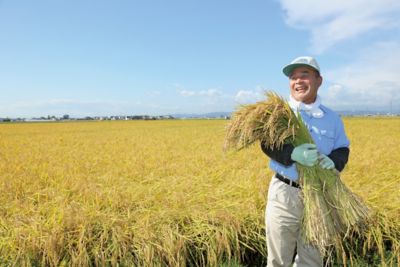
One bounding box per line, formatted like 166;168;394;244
279;0;400;53
321;42;400;111
0;98;188;117
0;99;127;117
179;90;196;97
279;0;400;111
178;88;222;98
11;99;113;109
198;89;221;97
234;86;265;104
173;85;233;112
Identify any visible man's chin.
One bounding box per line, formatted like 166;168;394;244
294;93;308;101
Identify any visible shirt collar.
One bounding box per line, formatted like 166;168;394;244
288;95;324;118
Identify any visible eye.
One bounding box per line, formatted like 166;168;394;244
300;73;310;79
290;73;309;81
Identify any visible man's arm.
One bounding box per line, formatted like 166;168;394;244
260;142;295;166
261;141;350;171
328;147;350;172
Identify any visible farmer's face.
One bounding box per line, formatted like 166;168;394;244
289;67;322;104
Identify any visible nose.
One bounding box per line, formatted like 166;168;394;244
294;77;303;83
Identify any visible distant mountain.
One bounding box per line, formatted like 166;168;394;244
336;110;399;116
169;110;400;119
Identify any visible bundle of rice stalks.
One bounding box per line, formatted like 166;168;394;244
224;91;370;261
224;92;298;152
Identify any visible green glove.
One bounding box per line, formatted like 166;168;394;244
318;154;335;169
291;143;318;167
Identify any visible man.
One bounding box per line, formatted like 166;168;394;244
261;56;350;267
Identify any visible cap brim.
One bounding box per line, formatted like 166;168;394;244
282;63;319;77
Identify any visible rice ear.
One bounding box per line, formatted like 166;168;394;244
224;91;298;151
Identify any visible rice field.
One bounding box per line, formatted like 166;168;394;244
0;117;399;266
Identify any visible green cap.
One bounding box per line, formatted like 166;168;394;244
282;56;320;77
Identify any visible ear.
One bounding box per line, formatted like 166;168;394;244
317;75;323;87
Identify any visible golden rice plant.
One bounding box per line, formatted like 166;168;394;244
224;91;370;261
0;120;268;266
0;116;398;266
340;116;400;266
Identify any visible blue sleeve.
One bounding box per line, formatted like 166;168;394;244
334;116;350;149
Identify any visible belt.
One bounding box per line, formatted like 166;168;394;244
275;173;300;188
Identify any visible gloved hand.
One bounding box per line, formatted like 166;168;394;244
318;154;335;169
291;143;318;167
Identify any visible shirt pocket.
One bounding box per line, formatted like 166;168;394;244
318;129;335;155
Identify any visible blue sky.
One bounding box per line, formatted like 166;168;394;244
1;0;400;117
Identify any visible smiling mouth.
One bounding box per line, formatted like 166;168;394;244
295;87;307;92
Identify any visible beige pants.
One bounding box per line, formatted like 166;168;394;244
265;175;322;267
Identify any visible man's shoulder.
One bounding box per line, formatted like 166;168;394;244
320;105;341;119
